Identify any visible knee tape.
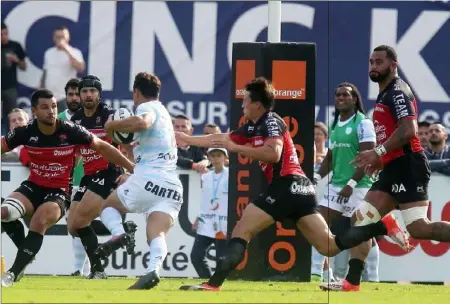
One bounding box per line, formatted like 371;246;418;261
401;206;428;226
2;198;26;222
354;201;381;226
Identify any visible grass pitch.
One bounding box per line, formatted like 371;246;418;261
1;276;449;304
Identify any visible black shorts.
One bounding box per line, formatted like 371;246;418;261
253;175;318;222
14;180;70;217
370;152;431;204
73;167;123;202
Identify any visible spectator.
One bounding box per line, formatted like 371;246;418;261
1;108;29;165
40;26;85;112
1;22;26;131
190;148;229;278
425;122;450;176
173;114;209;173
418;121;431;149
314;121;328;165
203;123;221;135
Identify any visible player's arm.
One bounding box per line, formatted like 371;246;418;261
1;127;26;155
181;133;231;148
105;112;153;134
316;149;332;180
350;119;376;184
234;138;283;163
378;91;417;155
90;137;135;173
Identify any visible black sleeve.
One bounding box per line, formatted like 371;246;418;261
193;146;207;162
3;126;27;150
16;42;26;60
67;122;94;145
176;150;194;169
230;125;249;145
386;88;416;123
263;116;284;138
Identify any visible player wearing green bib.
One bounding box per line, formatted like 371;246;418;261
58;78;92;277
312;83;379;292
58;79;84;188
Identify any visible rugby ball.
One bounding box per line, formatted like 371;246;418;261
112;108;136;144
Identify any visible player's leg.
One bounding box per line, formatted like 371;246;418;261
179;202;274;291
214;237;228;271
362;238;379;282
66;196;90;277
3;192;65;287
1;183;36;248
190;234;215;278
311;186;343;281
68;188;107;278
94;190;136;258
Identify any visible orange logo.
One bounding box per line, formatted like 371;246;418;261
272;60;306;100
235;60;256;99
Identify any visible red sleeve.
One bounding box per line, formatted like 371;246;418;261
229;125;249;145
19;146;30;167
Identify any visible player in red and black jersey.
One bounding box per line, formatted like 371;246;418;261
176;77;404;291
348;45;450;271
67;76;137;280
0;89;134;287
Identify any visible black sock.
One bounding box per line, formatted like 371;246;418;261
9;231;43;278
208;237;247;287
345;258;365;286
2;220;26;248
335;222;387;251
76;226;104;272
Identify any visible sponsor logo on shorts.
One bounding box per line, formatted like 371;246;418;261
290;179;315;195
234;60;256;99
144;181;182;202
392;183;406;193
272;60;307;100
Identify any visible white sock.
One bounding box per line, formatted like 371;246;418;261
333;250;350;279
323;268;335;282
100;207;125;236
83;258;91;276
363;243;380;282
311;246;326;276
147;236;168;275
72;237;89;273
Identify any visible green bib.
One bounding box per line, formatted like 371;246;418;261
329;112;373;188
58;110;84;187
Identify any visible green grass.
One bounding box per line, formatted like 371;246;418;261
2;276;450;304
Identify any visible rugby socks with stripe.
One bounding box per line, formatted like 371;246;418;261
335;221;387;251
208;237;247;287
77;225;104;272
2;220;26;248
9;231;43;278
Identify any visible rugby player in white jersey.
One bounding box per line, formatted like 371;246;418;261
95;72;183;290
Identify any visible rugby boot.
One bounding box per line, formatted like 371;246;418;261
381;214;412;252
179;282;221;291
1;271;15;288
319;279;360;292
128;271;160;290
95;221;137;259
86;271;107;280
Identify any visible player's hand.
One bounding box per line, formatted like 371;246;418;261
175;131;190;147
337;185;353;204
194;160;209;174
115;173;130;186
351;149;381;170
211;137;237;152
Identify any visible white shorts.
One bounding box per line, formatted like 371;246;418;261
319;184;369;217
116;174;183;221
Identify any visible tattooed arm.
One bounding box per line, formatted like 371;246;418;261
382;118;417;153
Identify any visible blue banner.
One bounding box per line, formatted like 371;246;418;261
2;1;450;133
